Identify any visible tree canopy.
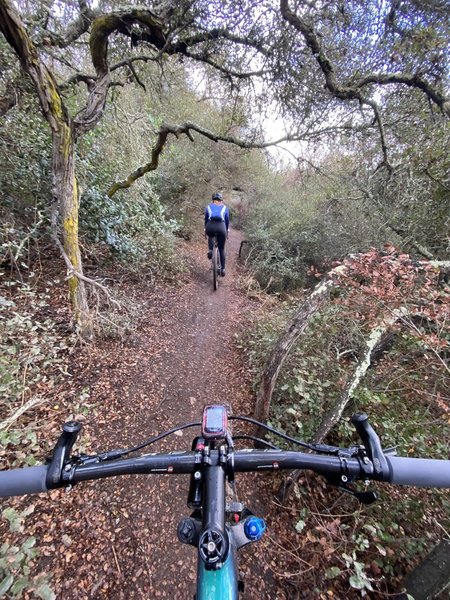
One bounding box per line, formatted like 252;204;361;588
1;0;449;331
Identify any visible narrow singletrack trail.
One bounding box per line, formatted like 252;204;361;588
19;229;289;599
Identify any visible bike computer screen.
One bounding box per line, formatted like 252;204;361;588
202;405;228;440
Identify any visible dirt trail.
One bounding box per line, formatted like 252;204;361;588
22;230;289;599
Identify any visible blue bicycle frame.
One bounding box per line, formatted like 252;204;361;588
197;552;238;600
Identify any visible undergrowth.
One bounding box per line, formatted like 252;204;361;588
0;280;73;466
239;249;450;596
0;278;75;599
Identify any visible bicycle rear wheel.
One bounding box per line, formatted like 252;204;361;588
212;245;219;291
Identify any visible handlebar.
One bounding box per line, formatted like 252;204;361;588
3;410;450;586
2;448;450;499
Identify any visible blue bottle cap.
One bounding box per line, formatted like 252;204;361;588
244;516;266;541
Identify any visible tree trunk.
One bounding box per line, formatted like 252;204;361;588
312;310;404;443
53;125;91;338
277;309;405;502
403;540;450;599
254;266;345;429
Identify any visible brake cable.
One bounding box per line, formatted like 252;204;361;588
230;415;341;454
92;422;202;462
90;414;347;464
232;435;280;450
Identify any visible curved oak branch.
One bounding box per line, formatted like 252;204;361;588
279;0;449;116
107;122;186;197
73;10;166;136
107;121;308;197
355;73;450;118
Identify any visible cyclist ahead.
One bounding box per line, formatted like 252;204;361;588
204;192;229;277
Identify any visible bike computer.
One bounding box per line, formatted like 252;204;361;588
202;405;228;440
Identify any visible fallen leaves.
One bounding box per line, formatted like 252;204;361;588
2;232;279;599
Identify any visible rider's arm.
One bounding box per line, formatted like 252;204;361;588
204;206;209;229
225;207;230;232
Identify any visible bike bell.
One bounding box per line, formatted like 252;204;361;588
244;516;266;541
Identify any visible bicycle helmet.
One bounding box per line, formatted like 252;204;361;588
212;192;223;201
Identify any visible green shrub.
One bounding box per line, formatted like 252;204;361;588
79;181;181;278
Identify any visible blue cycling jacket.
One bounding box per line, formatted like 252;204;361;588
205;203;230;230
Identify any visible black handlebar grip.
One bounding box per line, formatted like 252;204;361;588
386;456;450;488
0;465;49;498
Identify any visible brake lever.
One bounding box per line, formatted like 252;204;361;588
351;412;390;481
46;421;82;489
339;486;378;505
321;435;380;504
323;473;378;505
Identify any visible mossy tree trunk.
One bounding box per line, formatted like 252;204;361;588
53;124;91;336
0;0;165;337
0;0;92;336
254;266;346;430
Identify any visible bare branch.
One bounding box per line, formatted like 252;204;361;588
12;212;44;262
40;2;97;48
182;49;268;79
59;72;96;91
169;27;271;57
125;60;146;90
355;73;450;117
360;98;393;172
107;121;311;197
59;54;160;91
0;397;46;431
111;54;159;73
388;224;436;260
385;0;406;39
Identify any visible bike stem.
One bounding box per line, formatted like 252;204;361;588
197;445;230;569
203;451;226;533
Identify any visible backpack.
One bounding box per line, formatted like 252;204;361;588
207;204;226;222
